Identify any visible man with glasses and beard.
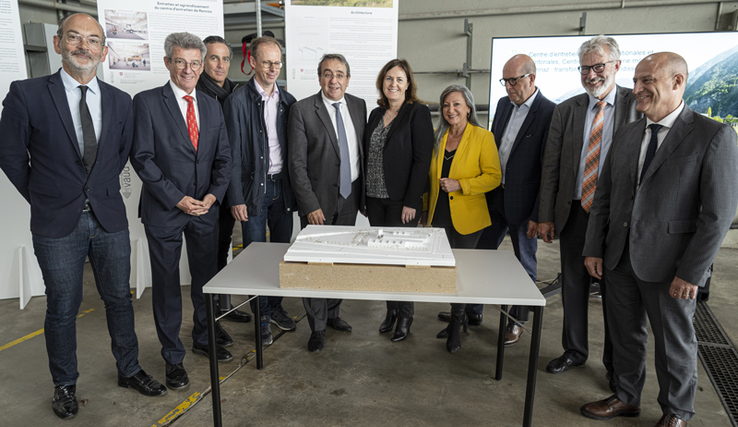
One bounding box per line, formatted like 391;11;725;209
0;13;166;420
537;36;641;384
130;32;232;391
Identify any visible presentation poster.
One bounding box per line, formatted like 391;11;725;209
97;0;224;96
0;0;41;304
284;0;398;108
489;32;738;126
97;0;224;295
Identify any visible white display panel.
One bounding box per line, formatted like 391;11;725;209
488;32;738;127
284;0;398;109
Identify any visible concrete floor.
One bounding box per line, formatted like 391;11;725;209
1;228;736;427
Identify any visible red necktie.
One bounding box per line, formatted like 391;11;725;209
183;95;198;151
581;101;606;213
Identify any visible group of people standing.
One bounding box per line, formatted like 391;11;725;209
1;12;736;427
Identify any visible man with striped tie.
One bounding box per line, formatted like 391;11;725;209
537;36;640;382
130;32;232;391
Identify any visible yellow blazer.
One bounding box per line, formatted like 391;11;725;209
425;124;501;235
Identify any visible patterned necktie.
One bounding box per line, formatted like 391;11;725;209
183;95;198;151
581;100;606;213
78;85;97;175
640;124;663;184
333;102;352;199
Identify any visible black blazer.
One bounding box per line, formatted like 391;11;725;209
0;71;133;238
364;102;434;212
489;90;556;224
130;83;232;227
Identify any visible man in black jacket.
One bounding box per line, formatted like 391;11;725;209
223;36;298;345
196;36;253;329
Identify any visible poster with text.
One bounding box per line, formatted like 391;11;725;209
285;0;398;109
97;0;224;294
489;32;738;126
97;0;224;96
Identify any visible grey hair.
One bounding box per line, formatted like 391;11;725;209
165;32;207;61
57;13;106;46
578;35;621;63
203;35;233;58
317;53;351;77
434;85;482;148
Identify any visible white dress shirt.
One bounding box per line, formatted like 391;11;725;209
321;91;360;182
60;68;102;156
499;89;539;184
169;80;200;130
638;101;685;183
254;79;283;174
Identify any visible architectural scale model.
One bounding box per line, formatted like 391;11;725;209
283;225;456;267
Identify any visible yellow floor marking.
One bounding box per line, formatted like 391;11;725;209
155;392;201;425
0;309;95;353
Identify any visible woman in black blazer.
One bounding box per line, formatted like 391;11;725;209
363;58;434;342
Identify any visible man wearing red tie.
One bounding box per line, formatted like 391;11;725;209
130;32;232;391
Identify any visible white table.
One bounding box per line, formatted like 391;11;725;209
203;242;546;427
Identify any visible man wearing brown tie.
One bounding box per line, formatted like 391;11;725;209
537;36;640;381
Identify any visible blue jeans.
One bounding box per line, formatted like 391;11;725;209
476;191;538;323
242;179;293;317
33;211;140;385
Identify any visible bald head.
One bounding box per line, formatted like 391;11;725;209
502;54;537;106
633;51;688;122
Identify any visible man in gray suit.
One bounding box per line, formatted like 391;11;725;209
580;53;738;427
538;36;640;378
288;53;366;352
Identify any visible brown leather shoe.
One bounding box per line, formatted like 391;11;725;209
655;414;686;427
504;323;523;346
580;395;640;420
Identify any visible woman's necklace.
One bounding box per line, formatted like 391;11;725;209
444;151;455;161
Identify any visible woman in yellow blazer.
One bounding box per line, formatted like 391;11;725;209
422;84;501;353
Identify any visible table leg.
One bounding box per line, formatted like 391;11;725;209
523;306;544;427
254;295;263;370
206;294;222;427
496;304;508;381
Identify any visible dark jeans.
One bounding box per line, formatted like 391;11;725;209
434;224;482;312
243;178;293;317
476;188;538;323
366;196;414;317
33;211;140;385
145;215;218;365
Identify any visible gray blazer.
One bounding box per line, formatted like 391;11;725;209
583;105;738;286
538;85;640;234
288;91;367;217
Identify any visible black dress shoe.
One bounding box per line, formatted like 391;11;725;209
379;308;398;333
52;384;78;420
327;317;352;332
118;369;167;396
215;321;234;347
438;311;482;326
391;317;413;342
165;363;189;390
546;353;585;374
308;330;326;352
221;308;252;323
192;341;233;363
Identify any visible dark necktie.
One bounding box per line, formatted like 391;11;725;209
640;124;663;184
333;102;352;199
78;85;97;175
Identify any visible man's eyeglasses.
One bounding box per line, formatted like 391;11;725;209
499;73;531;87
64;33;103;50
322;71;347;81
172;59;202;71
578;61;613;75
260;61;282;70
